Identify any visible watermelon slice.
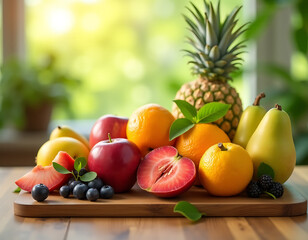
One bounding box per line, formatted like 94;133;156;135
15;151;75;192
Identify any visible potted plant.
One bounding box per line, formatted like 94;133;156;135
0;54;79;131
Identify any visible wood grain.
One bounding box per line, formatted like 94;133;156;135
1;166;308;240
269;217;308;239
14;182;306;218
225;217;260;239
0;168;69;240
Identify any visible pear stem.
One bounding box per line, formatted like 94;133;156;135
275;104;282;111
253;92;266;106
57;126;62;130
108;133;112;143
218;143;227;151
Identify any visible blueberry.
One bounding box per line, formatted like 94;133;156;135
86;188;100;201
59;185;70;198
88;178;103;190
31;183;49;202
73;183;88;200
73;168;87;177
67;177;75;186
69;180;81;193
79;168;87;176
100;185;114;199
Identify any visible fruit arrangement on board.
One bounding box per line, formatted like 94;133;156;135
14;0;296;220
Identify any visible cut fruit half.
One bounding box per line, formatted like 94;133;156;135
137;146;196;198
15;151;75;192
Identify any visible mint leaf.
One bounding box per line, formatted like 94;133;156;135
80;172;97;182
173;100;197;122
257;162;275;179
76;161;82;172
53;162;72;174
13;186;21;193
169;118;194;141
174;201;205;222
171;100;231;139
74;157;87;172
197;102;230;123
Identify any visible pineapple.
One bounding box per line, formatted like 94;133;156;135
172;0;248;140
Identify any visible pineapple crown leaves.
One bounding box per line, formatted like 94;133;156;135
183;0;249;82
169;100;231;141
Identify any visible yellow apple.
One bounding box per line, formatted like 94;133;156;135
36;137;89;166
50;125;90;150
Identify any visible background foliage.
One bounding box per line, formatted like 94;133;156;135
245;0;308;164
1;0;307;163
25;0;244;119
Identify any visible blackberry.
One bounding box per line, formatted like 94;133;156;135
247;181;262;198
31;184;49;202
257;175;273;191
267;182;284;198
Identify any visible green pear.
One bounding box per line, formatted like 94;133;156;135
233;92;266;148
246;104;296;183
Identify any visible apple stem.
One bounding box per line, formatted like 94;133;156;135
108;133;113;143
57;126;62;130
218;143;227;151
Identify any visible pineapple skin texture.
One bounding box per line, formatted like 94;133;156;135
172;77;242;140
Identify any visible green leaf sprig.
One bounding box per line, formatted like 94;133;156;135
13;186;21;193
174;201;206;222
53;157;97;182
169;100;231;141
257;162;275;179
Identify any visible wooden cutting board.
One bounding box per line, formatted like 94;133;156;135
14;183;307;217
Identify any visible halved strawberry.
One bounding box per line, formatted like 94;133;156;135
137;146;196;198
15;151;74;192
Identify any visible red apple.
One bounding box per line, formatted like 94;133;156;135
89;115;128;148
87;136;141;193
137;146;196;198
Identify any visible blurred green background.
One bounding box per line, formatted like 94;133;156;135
1;0;308;163
25;0;244;119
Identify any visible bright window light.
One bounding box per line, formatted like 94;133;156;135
47;8;74;34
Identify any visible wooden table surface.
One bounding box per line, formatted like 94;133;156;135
1;166;308;240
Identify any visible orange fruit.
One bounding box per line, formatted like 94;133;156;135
127;103;176;157
175;123;230;183
199;143;253;196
